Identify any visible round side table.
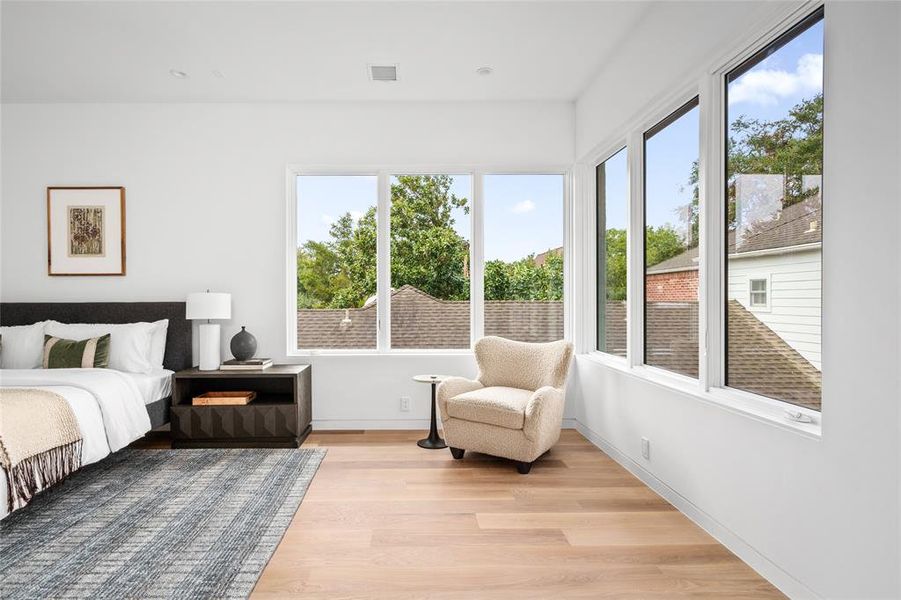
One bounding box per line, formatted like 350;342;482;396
413;374;448;449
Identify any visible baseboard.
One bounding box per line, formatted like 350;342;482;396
573;420;819;600
313;418;580;431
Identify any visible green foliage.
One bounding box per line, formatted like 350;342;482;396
485;251;563;302
604;228;627;302
297;174;566;308
389;175;470;301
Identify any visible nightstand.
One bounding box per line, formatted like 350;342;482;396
170;365;311;448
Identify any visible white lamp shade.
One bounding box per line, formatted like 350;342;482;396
186;292;231;320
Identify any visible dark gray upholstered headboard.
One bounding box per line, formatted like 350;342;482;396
0;302;192;371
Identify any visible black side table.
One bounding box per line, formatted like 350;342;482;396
413;374;448;449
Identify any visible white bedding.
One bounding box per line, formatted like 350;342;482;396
129;369;174;405
0;368;152;519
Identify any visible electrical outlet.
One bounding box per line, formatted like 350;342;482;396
399;396;411;412
641;437;650;460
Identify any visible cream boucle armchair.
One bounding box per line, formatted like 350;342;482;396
437;336;574;474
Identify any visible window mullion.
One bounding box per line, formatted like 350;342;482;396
376;172;391;352
701;72;725;391
626;130;644;368
471;173;485;344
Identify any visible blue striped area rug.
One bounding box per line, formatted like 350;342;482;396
0;448;326;599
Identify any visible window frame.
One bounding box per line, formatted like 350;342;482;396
583;1;824;435
595;146;629;359
641;96;701;377
286;166;571;356
747;276;770;311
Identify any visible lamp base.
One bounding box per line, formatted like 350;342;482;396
198;323;221;371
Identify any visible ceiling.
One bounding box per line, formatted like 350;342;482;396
1;1;651;103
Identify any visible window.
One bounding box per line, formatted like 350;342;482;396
296;175;378;349
596;148;628;357
643;98;700;378
749;278;768;308
484;174;564;342
389;174;471;349
725;9;823;410
293;171;566;352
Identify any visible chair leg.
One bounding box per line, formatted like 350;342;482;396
449;447;465;460
515;461;533;474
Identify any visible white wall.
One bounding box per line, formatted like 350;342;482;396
729;248;822;369
573;2;900;598
0;101;576;427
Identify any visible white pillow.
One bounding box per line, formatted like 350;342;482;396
45;321;155;374
149;319;169;370
0;321;47;369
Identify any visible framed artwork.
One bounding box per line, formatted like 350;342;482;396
47;187;126;276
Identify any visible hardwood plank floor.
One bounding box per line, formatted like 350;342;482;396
251;429;785;599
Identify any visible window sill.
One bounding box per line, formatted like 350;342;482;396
580;352;822;440
286;349;475;358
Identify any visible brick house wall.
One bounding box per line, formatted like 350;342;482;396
646;269;698;302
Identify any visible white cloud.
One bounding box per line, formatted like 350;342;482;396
728;53;822;106
349;210;364;220
511;199;536;214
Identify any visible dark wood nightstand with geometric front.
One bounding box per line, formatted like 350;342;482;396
170;365;311;449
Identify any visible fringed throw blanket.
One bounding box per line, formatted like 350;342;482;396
0;388;82;512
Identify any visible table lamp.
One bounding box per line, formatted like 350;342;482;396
186;291;231;370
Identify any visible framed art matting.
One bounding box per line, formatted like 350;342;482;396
47;186;126;276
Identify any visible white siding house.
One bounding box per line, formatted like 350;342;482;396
727;244;822;369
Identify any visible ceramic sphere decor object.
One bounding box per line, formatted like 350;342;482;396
230;326;257;361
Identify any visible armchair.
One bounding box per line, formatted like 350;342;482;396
437;336;574;473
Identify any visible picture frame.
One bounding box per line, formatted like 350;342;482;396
47;186;126;276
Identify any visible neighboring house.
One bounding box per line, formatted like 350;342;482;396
645;188;822;370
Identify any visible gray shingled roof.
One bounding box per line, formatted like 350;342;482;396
646;195;822;274
300;286;819;410
298;285;562;350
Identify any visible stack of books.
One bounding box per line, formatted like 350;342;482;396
219;358;273;371
192;391;256;406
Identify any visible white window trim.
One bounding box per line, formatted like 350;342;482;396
579;0;824;437
286;165;571;356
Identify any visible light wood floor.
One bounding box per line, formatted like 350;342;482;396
251;430;784;599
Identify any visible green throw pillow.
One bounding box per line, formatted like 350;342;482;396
43;334;111;369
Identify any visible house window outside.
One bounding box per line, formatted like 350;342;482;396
596;148;628;357
483;174;565;343
749;278;768;308
643;98;700;378
296;175;378;349
389;174;471;349
725;8;823;410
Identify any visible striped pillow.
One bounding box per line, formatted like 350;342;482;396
43;334;111;369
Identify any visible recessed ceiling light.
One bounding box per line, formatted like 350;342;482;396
169;69;188;79
476;66;493;76
212;70;225;79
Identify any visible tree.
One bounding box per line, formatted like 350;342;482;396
297;175;473;309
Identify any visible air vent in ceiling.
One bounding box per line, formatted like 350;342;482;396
368;64;398;82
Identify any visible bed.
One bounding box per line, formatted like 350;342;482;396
0;302;191;517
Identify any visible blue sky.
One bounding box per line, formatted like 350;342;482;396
297;173;563;263
613;18;822;236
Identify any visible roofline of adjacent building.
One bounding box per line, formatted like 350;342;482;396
646;241;822;275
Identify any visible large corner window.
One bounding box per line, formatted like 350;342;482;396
296;175;378;349
725;8;823;410
596;148;628;357
643;98;700;378
484;174;564;342
389;175;471;349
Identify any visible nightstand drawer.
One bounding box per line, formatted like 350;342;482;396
171;404;299;440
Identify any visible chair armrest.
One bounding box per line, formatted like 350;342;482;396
523;386;565;442
437;377;483;421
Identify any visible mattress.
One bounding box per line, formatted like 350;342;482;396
127;369;174;405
